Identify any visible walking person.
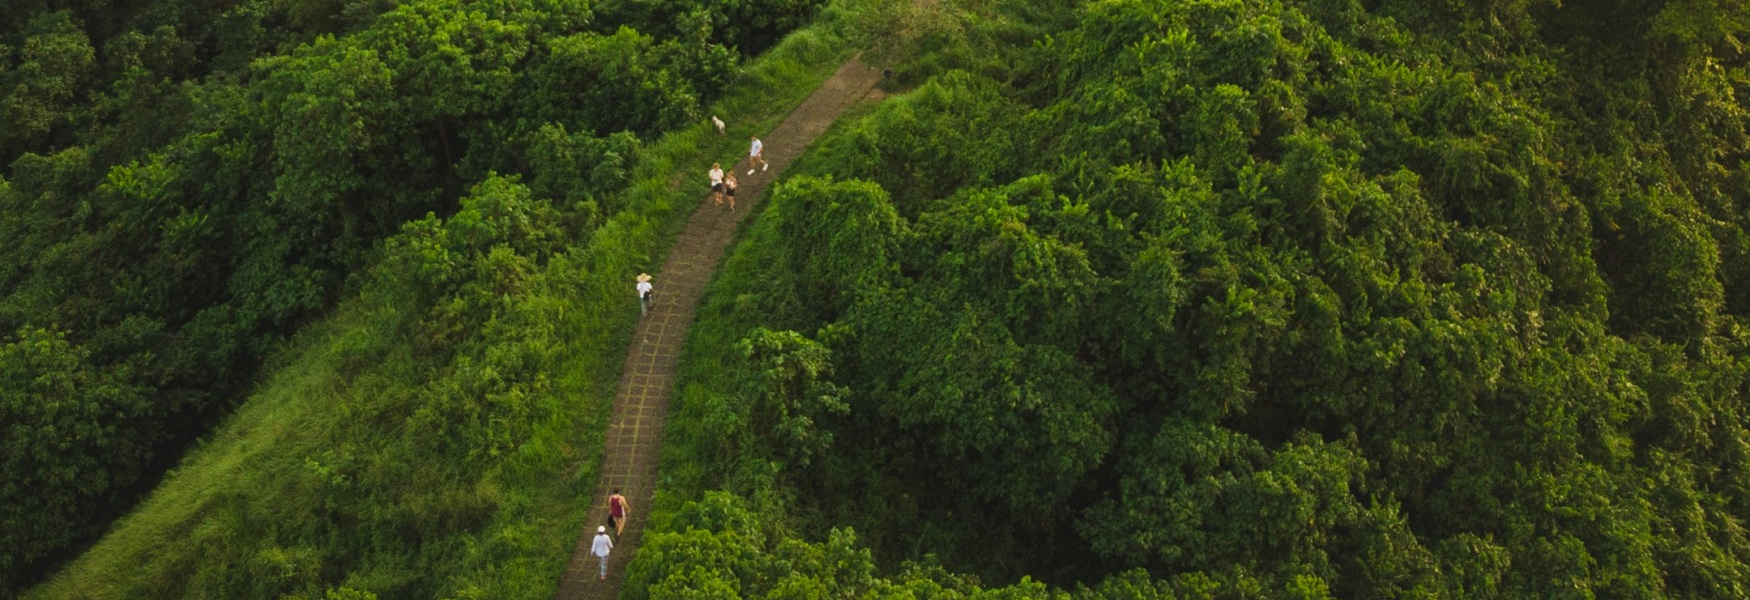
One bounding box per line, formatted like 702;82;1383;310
636;273;653;317
747;135;768;174
723;171;738;212
591;525;614;581
607;488;630;537
709;162;726;204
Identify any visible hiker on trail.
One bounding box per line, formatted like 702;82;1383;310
709;162;726;204
592;525;614;581
608;488;630;537
747;135;768;174
724;171;738;212
636;273;653;317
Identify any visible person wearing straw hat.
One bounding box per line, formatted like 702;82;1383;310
636;273;654;317
591;525;614;581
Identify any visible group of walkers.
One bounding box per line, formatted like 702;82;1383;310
590;488;631;581
709;135;769;212
636;134;770;319
600;133;772;584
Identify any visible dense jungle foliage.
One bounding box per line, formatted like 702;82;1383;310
646;0;1750;596
0;0;826;594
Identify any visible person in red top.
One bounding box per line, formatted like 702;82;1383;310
607;488;630;537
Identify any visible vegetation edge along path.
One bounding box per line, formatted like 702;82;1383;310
553;56;883;600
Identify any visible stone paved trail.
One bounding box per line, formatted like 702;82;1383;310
552;56;883;600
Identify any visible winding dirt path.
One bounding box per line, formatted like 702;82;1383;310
552;56;883;600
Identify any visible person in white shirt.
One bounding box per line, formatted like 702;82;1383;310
636;273;653;317
709;162;725;204
591;525;614;581
747;136;768;174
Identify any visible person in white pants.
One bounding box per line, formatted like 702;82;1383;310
592;525;614;581
636;273;653;317
747;136;768;174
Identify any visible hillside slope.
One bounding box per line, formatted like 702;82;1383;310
0;0;824;593
24;12;863;597
10;2;857;598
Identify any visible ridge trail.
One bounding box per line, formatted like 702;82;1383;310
553;56;883;600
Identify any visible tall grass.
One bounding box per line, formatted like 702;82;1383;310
27;10;861;600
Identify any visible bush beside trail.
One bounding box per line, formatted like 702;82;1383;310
642;0;1750;596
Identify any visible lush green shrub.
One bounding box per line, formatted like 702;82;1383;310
647;0;1750;595
626;493;1062;600
595;0;828;57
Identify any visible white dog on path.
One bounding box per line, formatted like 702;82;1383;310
711;115;725;134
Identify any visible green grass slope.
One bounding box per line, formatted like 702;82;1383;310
0;0;829;590
26;12;862;599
